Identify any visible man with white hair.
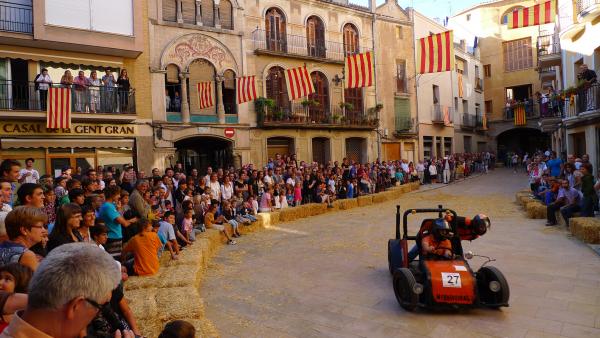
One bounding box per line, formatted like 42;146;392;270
0;243;132;338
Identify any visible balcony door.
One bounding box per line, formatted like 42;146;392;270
306;16;325;58
343;23;359;55
344;87;362;122
266;8;286;52
309;71;328;122
266;66;290;113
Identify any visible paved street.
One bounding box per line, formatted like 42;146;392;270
202;170;600;338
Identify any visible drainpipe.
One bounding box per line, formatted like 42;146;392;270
371;0;381;161
410;8;421;160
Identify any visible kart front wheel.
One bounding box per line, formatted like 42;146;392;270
476;266;509;308
393;268;418;311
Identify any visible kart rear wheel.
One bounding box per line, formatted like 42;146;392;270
476;266;509;308
388;239;403;275
393;268;418;311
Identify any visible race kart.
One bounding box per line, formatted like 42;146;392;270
387;205;509;311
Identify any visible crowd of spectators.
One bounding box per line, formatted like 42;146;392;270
526;150;600;227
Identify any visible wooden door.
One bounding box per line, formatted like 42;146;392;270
266;67;290;113
343;24;359;55
307;16;325;58
266;8;286;52
384;143;401;161
309;72;328;121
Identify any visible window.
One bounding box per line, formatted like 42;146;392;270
475;103;481;117
394;97;411;131
462;99;468;114
45;0;133;36
343;23;359;55
220;0;233;30
455;57;466;74
396;59;407;93
475;65;480;78
266;8;286;52
265;66;289;112
306;16;325;58
201;0;214;26
503;38;533;72
432;85;440;104
466;14;471;21
485;100;492;117
454;97;459;111
308;71;329;118
395;26;403;39
484;64;491;77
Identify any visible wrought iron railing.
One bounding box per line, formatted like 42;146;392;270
537;34;561;57
461;114;476;128
431;104;453;123
252;29;371;62
0;1;32;34
576;0;600;17
0;80;135;114
575;83;600;115
259;103;372;127
503;100;539;120
394;116;413;132
475;77;483;91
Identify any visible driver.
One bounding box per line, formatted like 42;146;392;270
421;218;454;258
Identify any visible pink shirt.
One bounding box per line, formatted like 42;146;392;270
260;192;271;209
182;217;193;233
294;187;302;201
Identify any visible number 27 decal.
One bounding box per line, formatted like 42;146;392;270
441;272;462;288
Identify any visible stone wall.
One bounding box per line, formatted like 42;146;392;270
125;181;420;337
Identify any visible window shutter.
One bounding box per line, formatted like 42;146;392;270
166;64;179;84
162;0;177;21
202;0;214;26
181;0;195;24
220;0;233;29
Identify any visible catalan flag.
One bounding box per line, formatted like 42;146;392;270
345;51;375;89
47;87;71;129
514;105;526;126
508;0;555;29
237;75;257;104
482;113;488;130
457;73;464;98
285;66;315;101
417;31;455;74
196;82;214;109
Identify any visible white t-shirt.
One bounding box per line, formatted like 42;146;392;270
209;181;221;200
429;165;437;175
221;183;233;201
19;168;39;184
0;203;13;237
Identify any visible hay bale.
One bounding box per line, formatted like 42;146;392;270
308;203;328;216
357;195;373;206
518;195;536;207
278;207;300;222
136;318;164;338
124;288;158;321
155;287;204;322
155;264;202;289
571;218;600;243
338;198;358;210
525;201;547;219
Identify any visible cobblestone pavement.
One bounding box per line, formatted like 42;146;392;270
202;170;600;338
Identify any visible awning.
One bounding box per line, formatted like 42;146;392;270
1;138;134;149
0;45;124;68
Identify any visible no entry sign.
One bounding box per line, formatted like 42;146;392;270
224;127;235;138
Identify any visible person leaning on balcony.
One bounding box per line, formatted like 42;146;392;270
34;68;52;111
73;71;89;113
102;69;117;112
59;70;73;87
117;69;131;112
88;70;102;113
578;64;597;111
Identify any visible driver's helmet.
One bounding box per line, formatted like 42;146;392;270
433;218;453;241
472;214;491;236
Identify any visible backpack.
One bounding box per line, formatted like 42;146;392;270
33;73;42;91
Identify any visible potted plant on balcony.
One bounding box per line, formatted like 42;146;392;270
332;113;341;124
339;101;353;112
254;97;275;123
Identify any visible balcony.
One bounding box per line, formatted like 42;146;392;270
431;104;453;125
539;67;557;81
258;103;374;129
503;100;540;121
461;114;476;129
475;114;486;131
537;34;561;68
394;116;415;135
475;78;483;92
251;29;371;64
566;83;600;121
0;1;32;34
538;99;564;132
577;0;600;23
0;81;136;121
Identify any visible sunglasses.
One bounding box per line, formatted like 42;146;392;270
85;298;109;312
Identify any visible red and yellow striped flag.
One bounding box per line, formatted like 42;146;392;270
457;73;464;98
482;113;488;130
237;75;257;104
514;105;526;126
417;31;455;74
285;66;315;101
196;82;214;109
47;87;71;129
345;51;374;89
508;0;555;29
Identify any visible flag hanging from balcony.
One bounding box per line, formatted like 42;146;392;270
514;105;527;126
508;0;555;29
458;73;464;98
482;113;488;130
46;87;71;129
443;106;451;125
285;66;315;101
237;76;257;104
417;31;455;74
344;51;374;89
196;82;214;109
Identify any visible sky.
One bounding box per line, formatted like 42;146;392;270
390;0;484;20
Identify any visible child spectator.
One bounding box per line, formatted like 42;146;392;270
158;211;181;260
221;201;241;238
159;320;196;338
180;208;196;242
90;223;109;250
204;203;236;245
259;186;273;212
121;218;162;276
0;263;33;331
293;182;302;206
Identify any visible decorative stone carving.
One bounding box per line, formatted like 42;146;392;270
161;33;237;72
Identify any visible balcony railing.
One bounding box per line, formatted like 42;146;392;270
575;83;600;115
461;114;476;128
431;104;453;124
475;114;485;129
475;77;483;92
258;103;373;128
0;81;135;114
0;1;32;34
577;0;600;17
394;116;413;133
252;29;370;62
503;100;539;120
537;34;560;57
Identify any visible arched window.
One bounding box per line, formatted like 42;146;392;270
165;64;181;113
220;0;233;30
308;71;329;122
265;66;290;114
222;69;236;114
343;23;359;55
202;0;214;26
266;8;287;52
306;16;325;58
500;6;524;24
188;59;216;114
344;87;363;122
